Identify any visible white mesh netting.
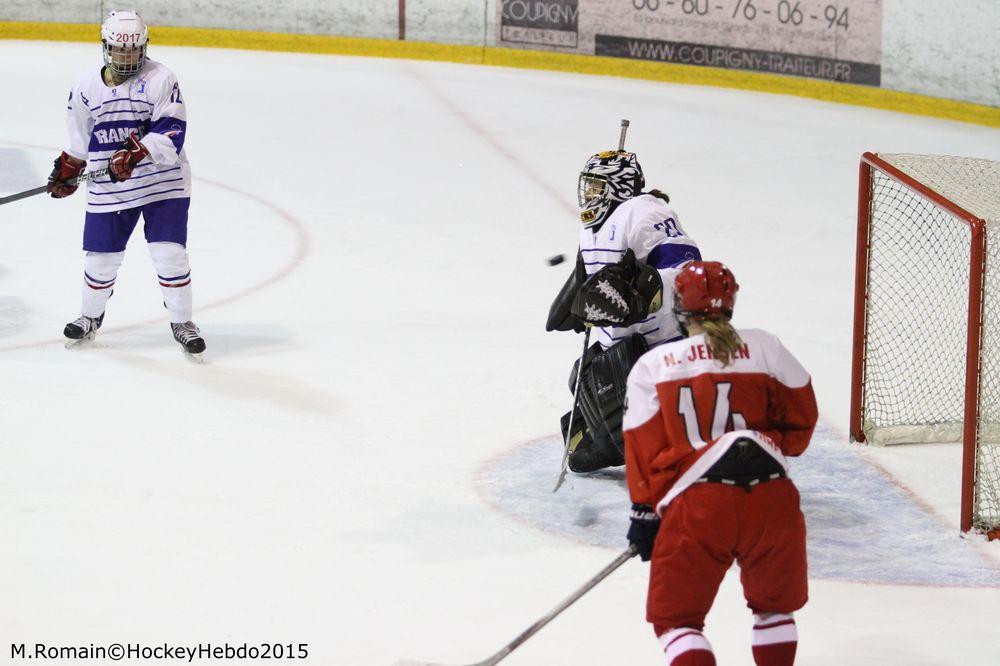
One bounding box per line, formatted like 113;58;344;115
862;153;1000;533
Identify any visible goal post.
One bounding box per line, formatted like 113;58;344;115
850;152;1000;539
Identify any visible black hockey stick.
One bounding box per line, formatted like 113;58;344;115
553;325;591;493
395;545;637;666
551;119;632;492
0;167;110;206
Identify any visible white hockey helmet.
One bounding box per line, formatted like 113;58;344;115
578;150;644;228
101;10;148;78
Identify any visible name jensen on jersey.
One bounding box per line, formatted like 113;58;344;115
662;342;753;368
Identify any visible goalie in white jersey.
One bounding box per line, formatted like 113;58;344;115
47;10;205;354
547;143;701;473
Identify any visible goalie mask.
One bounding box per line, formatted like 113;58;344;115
673;261;739;327
101;10;148;78
578;150;645;229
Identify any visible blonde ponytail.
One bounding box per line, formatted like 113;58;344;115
699;319;744;367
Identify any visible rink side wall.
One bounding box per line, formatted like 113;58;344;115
1;0;997;128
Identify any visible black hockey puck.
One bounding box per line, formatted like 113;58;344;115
547;254;566;266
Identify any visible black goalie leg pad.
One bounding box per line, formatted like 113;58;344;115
568;342;605;395
576;334;649;465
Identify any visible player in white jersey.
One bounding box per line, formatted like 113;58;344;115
546;147;702;472
47;10;205;355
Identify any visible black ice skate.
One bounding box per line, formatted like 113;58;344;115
171;321;206;355
567;432;625;474
63;313;104;342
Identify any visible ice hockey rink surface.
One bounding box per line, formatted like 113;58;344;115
1;40;999;665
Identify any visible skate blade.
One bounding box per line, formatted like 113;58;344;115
64;334;97;349
182;349;207;364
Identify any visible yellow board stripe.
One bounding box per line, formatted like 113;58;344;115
3;20;998;128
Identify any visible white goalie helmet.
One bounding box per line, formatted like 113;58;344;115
101;10;148;78
578;150;645;228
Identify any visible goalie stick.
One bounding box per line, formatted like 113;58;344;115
0;167;110;206
552;325;590;493
395;546;637;666
552;119;631;492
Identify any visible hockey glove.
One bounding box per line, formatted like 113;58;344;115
47;152;86;198
109;132;150;182
627;503;660;561
546;253;587;333
571;249;663;327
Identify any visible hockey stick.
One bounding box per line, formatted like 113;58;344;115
396;545;637;666
551;120;632;491
552;325;591;493
0;167;110;206
617;118;630;152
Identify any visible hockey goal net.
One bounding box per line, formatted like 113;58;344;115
850;152;1000;539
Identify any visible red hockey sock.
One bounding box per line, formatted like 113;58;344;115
751;613;798;666
657;627;716;666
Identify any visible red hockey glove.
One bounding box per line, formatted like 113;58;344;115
47;152;86;198
109;132;150;182
627;503;660;561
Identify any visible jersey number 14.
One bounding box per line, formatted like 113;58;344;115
677;382;746;449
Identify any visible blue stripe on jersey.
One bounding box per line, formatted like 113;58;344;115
581;247;626;253
88;119;150;152
92;166;181;185
87;187;186;206
647;242;702;269
89;177;183;196
97;108;152;119
89;98;154;111
584;260;620;267
150;117;187;153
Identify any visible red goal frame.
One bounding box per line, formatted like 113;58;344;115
849;152;989;537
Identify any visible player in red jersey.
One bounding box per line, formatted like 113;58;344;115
622;261;818;666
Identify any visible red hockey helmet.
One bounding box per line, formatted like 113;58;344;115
673;261;739;322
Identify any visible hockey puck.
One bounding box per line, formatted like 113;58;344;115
547;254;566;266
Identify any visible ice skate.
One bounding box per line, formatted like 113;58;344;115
171;321;206;356
567;438;624;474
63;313;104;346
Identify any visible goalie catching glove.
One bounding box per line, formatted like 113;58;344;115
570;249;663;327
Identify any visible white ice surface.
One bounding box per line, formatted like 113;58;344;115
1;41;999;665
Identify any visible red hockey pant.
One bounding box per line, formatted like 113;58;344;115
647;479;808;630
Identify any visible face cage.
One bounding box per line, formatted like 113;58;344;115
578;172;610;208
103;41;146;77
579;172;613;227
